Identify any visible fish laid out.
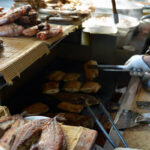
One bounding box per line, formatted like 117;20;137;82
0;115;66;150
0;5;62;40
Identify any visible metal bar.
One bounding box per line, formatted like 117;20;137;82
101;69;129;72
87;106;117;148
99;103;128;148
96;65;124;69
88;65;125;70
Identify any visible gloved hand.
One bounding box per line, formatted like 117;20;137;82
124;55;150;76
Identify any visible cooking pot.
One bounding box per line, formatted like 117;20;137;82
82;14;140;48
93;0;150;20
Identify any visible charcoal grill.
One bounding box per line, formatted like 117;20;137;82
4;59;128;148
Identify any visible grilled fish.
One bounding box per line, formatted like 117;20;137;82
0;5;31;25
0;23;24;37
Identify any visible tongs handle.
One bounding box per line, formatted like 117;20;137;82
99;103;128;148
88;65;125;69
87;106;117;148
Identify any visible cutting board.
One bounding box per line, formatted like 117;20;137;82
119;84;150;149
62;125;97;150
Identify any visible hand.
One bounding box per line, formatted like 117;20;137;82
124;55;150;76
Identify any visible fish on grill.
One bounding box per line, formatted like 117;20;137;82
30;118;66;150
43;81;59;94
48;71;66;81
57;102;84;113
36;26;62;40
53;92;100;106
55;113;95;128
63;73;80;82
63;81;82;93
84;60;99;80
10;119;50;150
0;23;24;37
0;119;25;150
0;5;31;25
80;81;101;94
22;102;49;116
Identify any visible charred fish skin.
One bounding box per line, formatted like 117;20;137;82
0;5;31;26
36;27;62;40
30;118;66;150
0;23;24;37
22;22;50;37
0;119;25;150
22;26;39;37
10;119;50;150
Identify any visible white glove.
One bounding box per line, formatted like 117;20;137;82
124;55;150;72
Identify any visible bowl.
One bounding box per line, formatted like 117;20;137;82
25;116;50;121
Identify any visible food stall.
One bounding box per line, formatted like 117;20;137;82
0;0;150;150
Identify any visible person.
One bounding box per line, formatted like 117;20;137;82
124;55;150;75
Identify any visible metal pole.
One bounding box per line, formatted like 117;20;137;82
87;106;117;148
99;103;128;148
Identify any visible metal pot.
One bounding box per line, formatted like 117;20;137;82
93;0;150;19
117;6;150;20
82;14;140;48
116;14;139;48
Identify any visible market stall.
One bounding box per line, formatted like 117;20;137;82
1;0;150;150
0;0;101;149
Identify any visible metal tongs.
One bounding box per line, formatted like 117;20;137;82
88;64;150;77
86;101;128;148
